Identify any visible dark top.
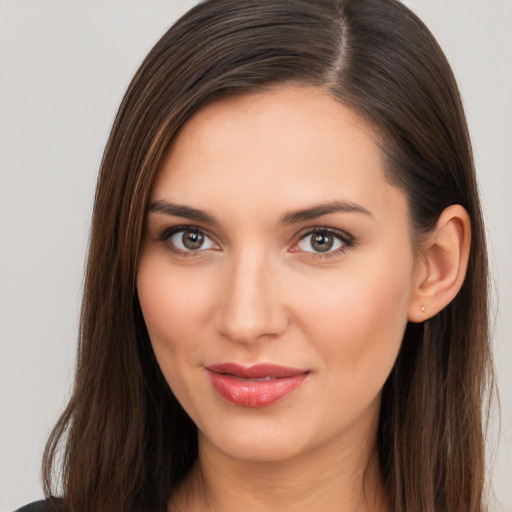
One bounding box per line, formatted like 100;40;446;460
15;499;66;512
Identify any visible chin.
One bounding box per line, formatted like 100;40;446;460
211;434;310;463
198;414;316;463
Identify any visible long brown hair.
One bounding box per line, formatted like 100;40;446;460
43;1;494;511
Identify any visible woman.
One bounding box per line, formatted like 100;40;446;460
16;0;493;511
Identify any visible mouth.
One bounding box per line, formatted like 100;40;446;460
205;363;310;408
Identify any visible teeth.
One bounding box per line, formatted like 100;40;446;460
226;374;274;381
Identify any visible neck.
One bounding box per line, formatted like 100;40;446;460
170;423;389;512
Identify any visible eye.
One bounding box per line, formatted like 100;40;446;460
295;228;352;255
160;227;219;254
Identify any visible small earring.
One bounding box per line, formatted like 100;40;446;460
420;305;426;313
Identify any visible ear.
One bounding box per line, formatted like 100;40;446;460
408;205;471;322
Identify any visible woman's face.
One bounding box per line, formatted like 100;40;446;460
137;86;419;463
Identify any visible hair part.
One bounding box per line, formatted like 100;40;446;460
43;1;493;511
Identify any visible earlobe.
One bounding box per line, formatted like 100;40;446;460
408;205;471;323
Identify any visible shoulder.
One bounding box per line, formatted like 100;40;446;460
14;498;67;512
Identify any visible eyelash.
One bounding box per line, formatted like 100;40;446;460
157;225;355;259
158;225;219;257
292;227;354;259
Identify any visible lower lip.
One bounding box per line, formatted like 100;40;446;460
207;371;308;408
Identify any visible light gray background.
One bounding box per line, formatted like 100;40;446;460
0;1;510;511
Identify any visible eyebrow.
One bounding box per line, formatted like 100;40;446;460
149;199;373;226
149;200;217;224
280;200;373;225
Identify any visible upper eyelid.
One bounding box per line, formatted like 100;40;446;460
158;226;219;255
158;224;351;238
293;227;355;255
295;226;353;243
158;224;214;241
157;224;353;251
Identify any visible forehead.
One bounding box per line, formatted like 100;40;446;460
151;86;406;226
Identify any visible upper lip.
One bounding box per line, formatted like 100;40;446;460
206;363;309;379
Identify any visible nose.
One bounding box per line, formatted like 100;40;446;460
215;250;288;344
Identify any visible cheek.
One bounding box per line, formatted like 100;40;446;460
291;256;414;394
137;255;223;420
137;255;216;367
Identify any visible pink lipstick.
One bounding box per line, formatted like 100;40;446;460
206;363;309;408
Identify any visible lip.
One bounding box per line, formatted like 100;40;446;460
205;363;310;408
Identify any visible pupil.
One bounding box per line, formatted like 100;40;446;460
183;230;204;250
312;233;333;252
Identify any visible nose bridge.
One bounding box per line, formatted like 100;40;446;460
216;246;286;343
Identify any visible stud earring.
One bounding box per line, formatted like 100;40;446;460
420;305;426;313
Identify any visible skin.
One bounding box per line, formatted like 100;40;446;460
137;86;469;511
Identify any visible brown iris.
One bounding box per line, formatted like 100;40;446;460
182;230;204;250
310;232;334;252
